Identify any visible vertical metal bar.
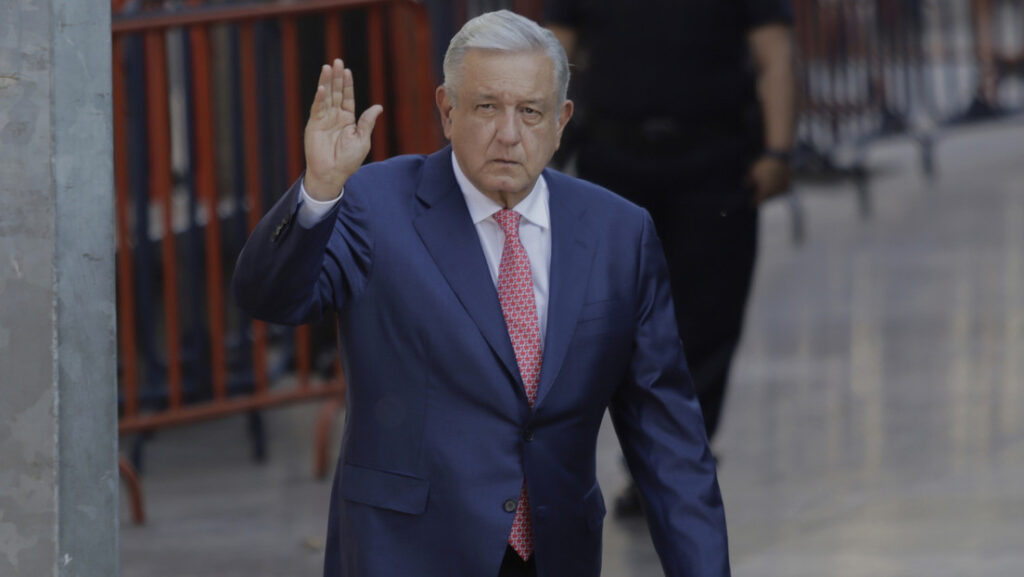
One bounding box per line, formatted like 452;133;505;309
975;0;996;106
412;2;441;152
224;23;254;384
908;0;931;119
874;0;891;116
144;29;185;409
793;0;813;150
808;0;825;148
895;0;912;119
835;1;851;142
113;35;140;419
280;17;304;187
239;22;270;396
864;0;883;134
281;16;313;389
456;0;468;27
127;34;160;383
814;0;838;148
189;23;229;401
368;4;390;160
512;0;543;21
390;4;415;152
931;0;954;119
847;1;866;137
177;26;206;401
325;11;344;62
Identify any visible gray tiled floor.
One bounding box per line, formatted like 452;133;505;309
120;121;1024;576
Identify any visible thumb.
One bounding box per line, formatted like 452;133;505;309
357;104;384;137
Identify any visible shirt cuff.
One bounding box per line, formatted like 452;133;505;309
297;179;343;228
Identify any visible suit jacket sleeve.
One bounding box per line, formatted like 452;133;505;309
609;210;731;577
231;175;374;325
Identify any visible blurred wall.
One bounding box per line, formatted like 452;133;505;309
0;0;117;575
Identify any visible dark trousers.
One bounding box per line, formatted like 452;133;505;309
498;546;537;577
578;146;759;441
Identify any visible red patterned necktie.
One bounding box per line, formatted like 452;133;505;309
494;209;541;560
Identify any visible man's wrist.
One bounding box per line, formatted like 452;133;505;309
303;173;347;201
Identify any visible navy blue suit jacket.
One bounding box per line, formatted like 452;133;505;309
233;147;730;577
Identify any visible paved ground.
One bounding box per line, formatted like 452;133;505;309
121;120;1024;576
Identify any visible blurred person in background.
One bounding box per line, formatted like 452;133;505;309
545;0;797;517
235;10;729;577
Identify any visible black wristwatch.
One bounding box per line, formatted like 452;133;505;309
763;148;793;165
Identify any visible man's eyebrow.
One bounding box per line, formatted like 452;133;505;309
469;93;546;105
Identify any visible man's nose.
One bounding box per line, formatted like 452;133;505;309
495;110;521;145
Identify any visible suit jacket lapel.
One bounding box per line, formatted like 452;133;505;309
535;170;595;408
413;148;523;390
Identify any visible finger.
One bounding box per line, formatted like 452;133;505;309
310;85;327;118
311;65;331;116
325;63;338;109
342;68;356;115
331;59;346;111
357;104;385;137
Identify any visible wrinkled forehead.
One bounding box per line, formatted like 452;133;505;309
457;49;557;99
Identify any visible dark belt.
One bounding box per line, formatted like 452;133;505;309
586;112;759;155
587;116;697;153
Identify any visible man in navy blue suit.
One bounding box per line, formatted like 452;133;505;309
233;10;729;577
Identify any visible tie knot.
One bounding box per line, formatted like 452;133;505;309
494;209;521;237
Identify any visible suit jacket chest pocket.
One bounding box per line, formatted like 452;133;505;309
574;298;629;338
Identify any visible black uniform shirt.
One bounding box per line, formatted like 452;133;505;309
547;0;793;200
545;0;792;129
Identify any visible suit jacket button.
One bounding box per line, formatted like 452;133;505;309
503;498;517;513
523;429;534;442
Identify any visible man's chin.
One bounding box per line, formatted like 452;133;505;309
473;169;524;189
479;174;529;195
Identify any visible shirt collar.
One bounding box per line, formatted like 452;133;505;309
451;151;550;230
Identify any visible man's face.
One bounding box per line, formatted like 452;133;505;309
436;49;573;205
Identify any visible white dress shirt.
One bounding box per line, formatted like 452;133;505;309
297;153;552;342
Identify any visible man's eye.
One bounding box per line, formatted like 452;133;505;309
477;103;495;111
522;107;542;120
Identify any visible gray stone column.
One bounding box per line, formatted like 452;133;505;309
0;0;117;575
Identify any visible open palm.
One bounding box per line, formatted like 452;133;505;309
303;59;383;201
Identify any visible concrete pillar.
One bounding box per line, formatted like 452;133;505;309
0;0;117;575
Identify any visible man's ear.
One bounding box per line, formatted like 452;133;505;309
436;86;454;140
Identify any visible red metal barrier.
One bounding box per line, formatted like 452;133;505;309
112;0;441;524
113;33;139;419
793;0;1024;157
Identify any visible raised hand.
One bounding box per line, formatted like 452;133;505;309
303;59;384;201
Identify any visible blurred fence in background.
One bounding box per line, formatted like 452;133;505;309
791;0;1024;200
112;0;1024;523
111;0;439;524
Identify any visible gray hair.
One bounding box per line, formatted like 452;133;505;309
442;10;570;108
